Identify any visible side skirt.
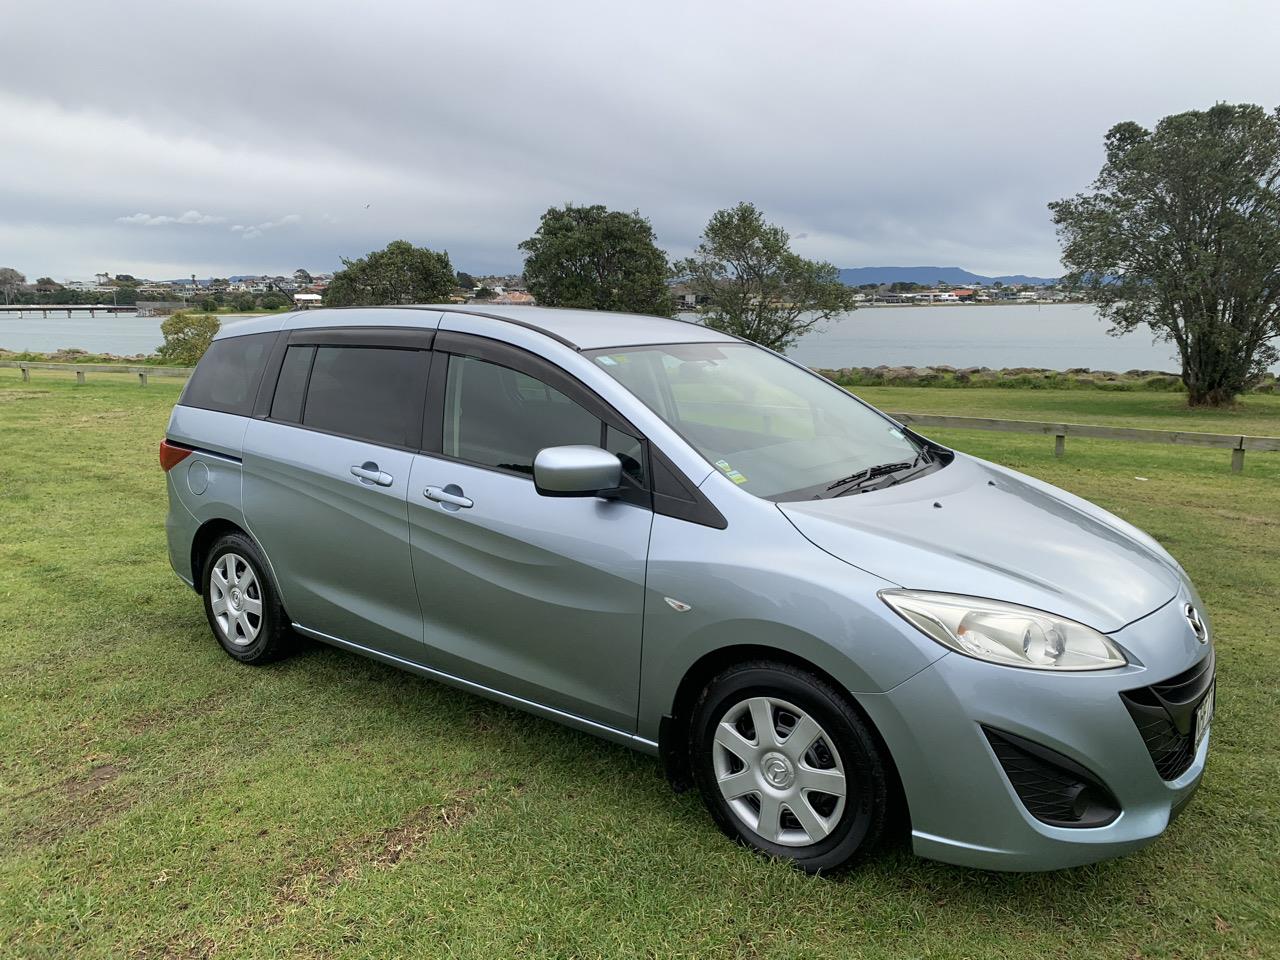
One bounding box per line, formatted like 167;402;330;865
292;623;660;756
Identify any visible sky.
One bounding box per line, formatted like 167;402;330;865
2;0;1278;282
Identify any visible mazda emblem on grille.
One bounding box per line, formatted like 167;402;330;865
1184;603;1208;644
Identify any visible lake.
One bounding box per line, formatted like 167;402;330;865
0;303;1220;373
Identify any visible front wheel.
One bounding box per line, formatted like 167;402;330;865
689;660;890;873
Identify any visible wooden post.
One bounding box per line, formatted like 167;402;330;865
1054;434;1066;458
75;370;85;385
138;371;148;386
1232;447;1245;474
20;364;30;382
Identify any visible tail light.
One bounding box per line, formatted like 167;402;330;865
160;439;193;472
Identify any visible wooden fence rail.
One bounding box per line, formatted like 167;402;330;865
890;412;1280;473
2;361;1274;473
1;359;191;386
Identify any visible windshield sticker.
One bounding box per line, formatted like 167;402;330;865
596;356;619;366
715;459;749;484
888;428;905;440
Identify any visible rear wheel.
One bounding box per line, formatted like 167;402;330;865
202;532;292;664
689;660;890;873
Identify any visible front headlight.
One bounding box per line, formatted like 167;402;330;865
879;590;1127;671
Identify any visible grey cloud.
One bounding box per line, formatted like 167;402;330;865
2;0;1278;280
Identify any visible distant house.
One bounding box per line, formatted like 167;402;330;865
293;293;323;309
136;301;185;317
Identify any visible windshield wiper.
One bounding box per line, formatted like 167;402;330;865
826;460;915;495
826;449;934;498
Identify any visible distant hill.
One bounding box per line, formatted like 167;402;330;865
838;266;1057;287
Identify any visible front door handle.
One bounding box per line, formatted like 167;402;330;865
351;462;393;487
424;484;474;510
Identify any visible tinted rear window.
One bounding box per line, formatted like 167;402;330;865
179;332;275;416
302;346;425;447
270;345;314;423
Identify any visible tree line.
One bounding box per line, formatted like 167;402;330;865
324;202;858;355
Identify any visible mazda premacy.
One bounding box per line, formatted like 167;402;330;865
163;306;1214;872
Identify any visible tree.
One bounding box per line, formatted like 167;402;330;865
324;239;456;306
158;311;220;366
518;203;672;316
1051;103;1280;406
293;268;313;285
456;271;477;289
259;292;290;310
0;267;25;304
675;202;856;352
473;285;496;301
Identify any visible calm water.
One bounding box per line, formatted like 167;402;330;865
0;304;1207;372
788;303;1188;372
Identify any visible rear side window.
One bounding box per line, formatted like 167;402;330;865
270;345;314;423
179;332;274;416
301;346;425;447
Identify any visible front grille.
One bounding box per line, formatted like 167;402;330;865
1120;650;1214;781
983;728;1120;828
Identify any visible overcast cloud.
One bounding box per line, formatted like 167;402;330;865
2;0;1278;281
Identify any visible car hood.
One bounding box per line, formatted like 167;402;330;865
777;454;1180;633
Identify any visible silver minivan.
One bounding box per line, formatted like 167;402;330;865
163;306;1214;873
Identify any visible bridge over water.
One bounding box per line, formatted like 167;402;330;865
0;304;138;317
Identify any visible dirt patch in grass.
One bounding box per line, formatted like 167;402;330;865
123;696;224;735
140;781;496;957
62;762;123;799
276;781;491;907
2;763;135;852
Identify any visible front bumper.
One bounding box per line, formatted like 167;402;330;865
860;591;1212;871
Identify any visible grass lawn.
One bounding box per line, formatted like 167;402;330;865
2;369;1278;959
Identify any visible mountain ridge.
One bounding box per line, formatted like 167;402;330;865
838;266;1057;286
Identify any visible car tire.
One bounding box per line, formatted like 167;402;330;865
201;531;292;665
689;659;890;874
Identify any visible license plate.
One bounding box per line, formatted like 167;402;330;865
1194;683;1215;752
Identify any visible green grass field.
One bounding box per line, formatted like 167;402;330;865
2;369;1278;959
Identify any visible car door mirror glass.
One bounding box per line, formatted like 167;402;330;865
534;445;622;497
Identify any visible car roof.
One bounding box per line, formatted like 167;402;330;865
227;304;739;352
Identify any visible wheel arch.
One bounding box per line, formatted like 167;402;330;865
190;517;273;596
658;643;908;832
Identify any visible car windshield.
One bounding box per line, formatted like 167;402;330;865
586;342;931;500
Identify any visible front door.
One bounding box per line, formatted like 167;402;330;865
243;333;431;661
407;340;652;731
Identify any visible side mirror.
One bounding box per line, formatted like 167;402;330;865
533;445;622;497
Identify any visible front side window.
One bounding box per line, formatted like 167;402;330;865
586;342;929;500
301;345;424;447
442;355;602;475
